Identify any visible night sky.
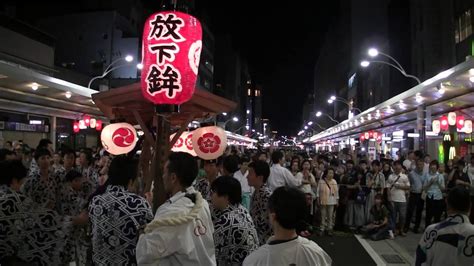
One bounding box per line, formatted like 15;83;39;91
199;1;338;136
4;0;338;136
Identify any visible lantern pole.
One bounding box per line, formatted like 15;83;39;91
152;104;179;212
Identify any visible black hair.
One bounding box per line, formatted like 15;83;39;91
374;193;383;200
330;158;339;167
34;148;51;161
37;139;52;149
0;160;27;185
323;167;335;178
414;150;424;159
346;160;354;165
63;149;76;158
167;152;198;187
0;149;15;161
301;159;312;168
211;176;242;205
447;185;471;213
429;160;439;168
107;156;139;187
371;160;381;167
239;156;251;164
457;160;466;168
393;160;403;166
271;151;284;164
359;160;368;165
80;149;94;165
6;141;12;145
65;170;83;182
223;155;240;174
248;161;270;182
268;187;306;230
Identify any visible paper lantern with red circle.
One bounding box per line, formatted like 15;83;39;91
364;132;370;140
101;123;137;155
192;126;227;160
170;131;197;156
73;122;80;133
464;120;473;134
432;120;441;134
372;131;379;139
96;120;103;131
141;11;202;105
448;112;457;126
360;134;366;142
440;116;449;131
83;115;91;127
456;115;465;130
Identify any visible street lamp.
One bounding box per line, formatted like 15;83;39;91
361;48;421;84
315;111;339;123
223;116;239;129
87;55;138;89
327;96;362;113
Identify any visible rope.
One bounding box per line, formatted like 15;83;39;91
144;192;204;233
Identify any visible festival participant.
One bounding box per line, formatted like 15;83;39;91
136;152;216;265
268;151;306;192
234;156;253;210
243;187;332;266
386;160;411;237
247;160;273;245
194;159;219;203
415;186;474;266
89;156;153;265
211;176;259;265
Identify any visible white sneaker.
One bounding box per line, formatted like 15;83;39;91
388;230;395;240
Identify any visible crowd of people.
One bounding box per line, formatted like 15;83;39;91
1;138;474;265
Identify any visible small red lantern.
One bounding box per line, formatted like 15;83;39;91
141;11;202;105
440;116;449;131
73;122;80;133
83;115;91;127
192;126;227;160
457;115;465;130
360;134;366;142
372;131;379;139
96;120;103;131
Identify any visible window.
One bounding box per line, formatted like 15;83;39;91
455;9;473;43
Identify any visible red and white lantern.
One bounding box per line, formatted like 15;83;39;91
101;123;137;155
464;120;473;134
73;122;80;133
96;120;103;131
170;131;196;156
83;115;91;127
457;115;465;130
432;120;441;134
448;112;457;126
192;126;227;160
141;11;202;105
440;116;449;131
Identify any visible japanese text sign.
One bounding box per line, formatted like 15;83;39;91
141;11;202;105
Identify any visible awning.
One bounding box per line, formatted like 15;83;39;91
91;82;237;126
0;59;103;120
308;58;474;143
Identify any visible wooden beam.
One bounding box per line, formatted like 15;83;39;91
169;114;196;149
152;114;170;212
133;110;155;144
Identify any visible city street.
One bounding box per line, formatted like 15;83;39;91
1;1;474;265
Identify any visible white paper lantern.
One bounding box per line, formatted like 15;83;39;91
448;112;457;126
101;123;137;155
192;126;227;160
432;120;440;134
464;120;473;134
170;132;197;156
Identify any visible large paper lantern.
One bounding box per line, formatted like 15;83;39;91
141;11;202;105
170;131;196;156
465;120;473;134
448;112;457;126
192;126;227;160
101;123;137;155
432;120;440;134
73;122;80;133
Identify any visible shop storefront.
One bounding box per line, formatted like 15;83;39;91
306;58;474;161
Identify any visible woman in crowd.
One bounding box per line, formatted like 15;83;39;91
316;168;339;236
